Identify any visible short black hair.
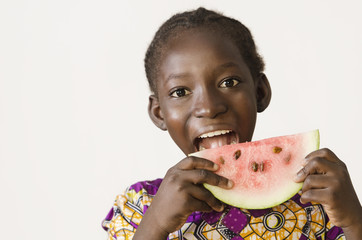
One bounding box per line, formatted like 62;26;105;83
144;7;265;96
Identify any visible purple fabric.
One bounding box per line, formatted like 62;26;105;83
291;193;312;208
105;208;114;221
187;211;202;224
143;205;149;214
129;178;162;195
231;236;244;240
222;207;249;234
202;211;223;225
326;226;344;239
299;234;308;240
102;208;114;230
248;208;271;218
324;208;330;223
129;221;138;229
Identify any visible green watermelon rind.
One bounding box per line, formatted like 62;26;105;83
192;130;320;209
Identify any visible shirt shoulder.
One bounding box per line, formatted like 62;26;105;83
101;179;163;239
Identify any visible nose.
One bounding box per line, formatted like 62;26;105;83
192;88;228;119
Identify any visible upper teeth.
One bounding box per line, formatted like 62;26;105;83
199;130;231;138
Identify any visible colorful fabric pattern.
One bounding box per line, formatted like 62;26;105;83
102;179;345;240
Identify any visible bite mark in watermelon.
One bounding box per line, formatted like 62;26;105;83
190;130;320;209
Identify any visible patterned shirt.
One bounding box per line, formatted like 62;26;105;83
102;179;345;240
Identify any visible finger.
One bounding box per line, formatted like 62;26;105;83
295;157;336;182
305;148;339;163
187;196;223;213
177;157;219;171
187;186;225;212
301;174;331;193
182;169;233;189
299;188;329;205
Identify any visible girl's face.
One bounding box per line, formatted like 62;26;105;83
149;28;270;155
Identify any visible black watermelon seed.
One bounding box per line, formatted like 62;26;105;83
219;157;225;165
260;162;264;172
234;150;241;160
252;162;258;172
273;146;282;153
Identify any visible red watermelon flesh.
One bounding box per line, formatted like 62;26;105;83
190;130;320;209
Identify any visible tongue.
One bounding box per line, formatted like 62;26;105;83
199;134;233;149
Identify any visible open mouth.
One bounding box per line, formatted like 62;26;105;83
194;130;239;151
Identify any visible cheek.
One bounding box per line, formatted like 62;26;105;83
232;91;257;112
164;102;188;120
162;103;191;132
232;92;258;129
161;102;194;151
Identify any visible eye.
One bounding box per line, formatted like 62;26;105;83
219;78;240;88
170;88;191;98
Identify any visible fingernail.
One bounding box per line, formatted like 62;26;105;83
305;151;312;158
294;169;304;181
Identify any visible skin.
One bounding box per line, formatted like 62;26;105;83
295;148;362;238
134;28;362;239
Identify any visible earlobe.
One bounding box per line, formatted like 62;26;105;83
256;73;272;112
148;95;167;131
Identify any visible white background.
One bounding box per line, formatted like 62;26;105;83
1;0;361;239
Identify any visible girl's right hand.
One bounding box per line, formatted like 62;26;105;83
134;156;233;239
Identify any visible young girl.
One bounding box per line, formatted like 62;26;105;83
102;8;362;239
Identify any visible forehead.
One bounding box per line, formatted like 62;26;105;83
158;28;250;85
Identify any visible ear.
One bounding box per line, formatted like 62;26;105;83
255;73;272;112
148;95;167;131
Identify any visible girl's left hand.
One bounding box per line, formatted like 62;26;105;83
294;148;362;233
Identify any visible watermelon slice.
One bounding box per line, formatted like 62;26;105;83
190;130;320;209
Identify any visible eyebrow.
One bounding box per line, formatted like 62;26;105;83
165;62;240;83
213;62;240;75
166;73;191;83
